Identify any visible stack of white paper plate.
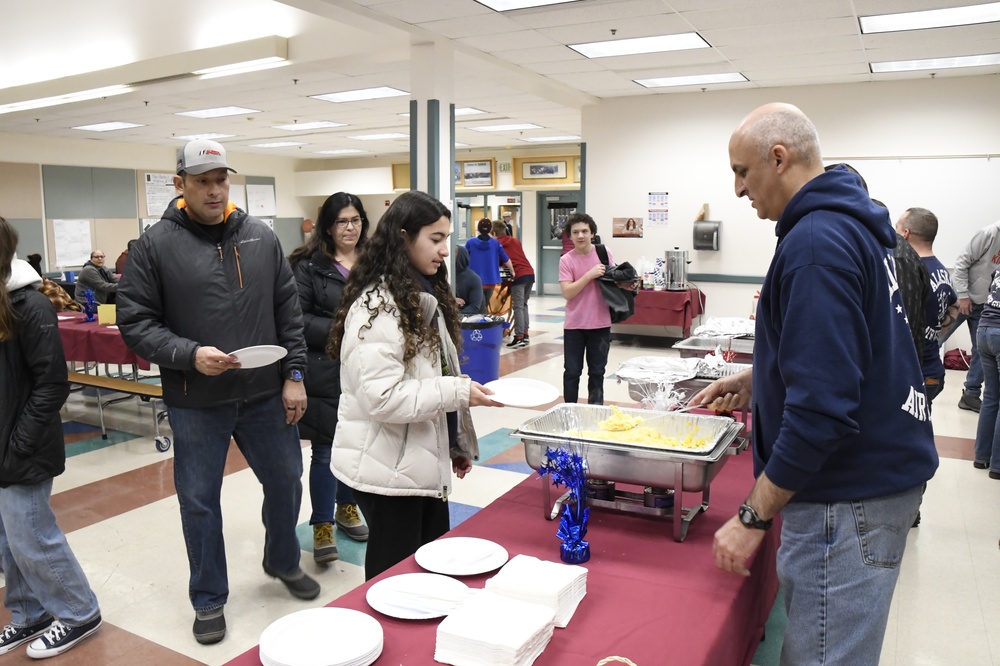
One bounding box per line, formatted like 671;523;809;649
415;537;509;576
259;608;383;666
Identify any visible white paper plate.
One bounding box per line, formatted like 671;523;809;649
259;607;382;666
230;344;287;369
415;537;509;576
483;378;559;408
366;572;472;619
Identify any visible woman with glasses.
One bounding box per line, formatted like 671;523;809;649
289;193;371;564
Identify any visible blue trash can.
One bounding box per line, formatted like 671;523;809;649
459;318;506;384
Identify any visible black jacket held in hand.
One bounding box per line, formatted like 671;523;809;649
292;250;345;442
0;287;70;486
116;198;307;408
594;244;638;324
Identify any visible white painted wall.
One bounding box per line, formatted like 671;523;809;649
582;76;1000;318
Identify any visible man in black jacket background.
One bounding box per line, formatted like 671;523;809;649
117;140;316;646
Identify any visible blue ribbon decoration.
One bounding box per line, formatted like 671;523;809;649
82;289;97;322
539;446;591;563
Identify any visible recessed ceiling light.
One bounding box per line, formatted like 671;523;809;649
520;135;581;142
870;53;1000;72
860;2;1000;34
71;121;144;132
0;85;132;115
176;106;260;119
455;107;487;116
570;33;709;59
349;132;408;140
468;123;542;132
174;133;236;141
272;121;347;131
310;87;408;103
635;72;748;88
476;0;582;10
250;141;307;148
455;142;470;148
315;149;366;155
193;57;288;79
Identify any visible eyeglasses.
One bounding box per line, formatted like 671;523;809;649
334;216;362;228
92;255;105;259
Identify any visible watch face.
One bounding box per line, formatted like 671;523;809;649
290;370;303;381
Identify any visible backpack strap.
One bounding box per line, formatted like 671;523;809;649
595;243;610;267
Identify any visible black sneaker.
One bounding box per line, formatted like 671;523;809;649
264;566;321;600
193;607;226;645
0;618;53;655
959;393;982;412
25;615;101;659
506;336;524;348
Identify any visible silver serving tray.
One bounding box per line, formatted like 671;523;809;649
673;336;755;363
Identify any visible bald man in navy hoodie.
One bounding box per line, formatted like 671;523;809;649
693;103;938;666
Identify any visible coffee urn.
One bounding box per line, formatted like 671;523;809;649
665;248;689;291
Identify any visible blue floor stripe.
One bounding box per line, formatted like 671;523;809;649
475;428;517;464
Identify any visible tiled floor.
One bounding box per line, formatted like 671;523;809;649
0;295;995;665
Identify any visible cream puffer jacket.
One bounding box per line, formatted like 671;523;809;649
332;283;479;499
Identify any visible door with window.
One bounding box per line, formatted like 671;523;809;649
536;192;578;296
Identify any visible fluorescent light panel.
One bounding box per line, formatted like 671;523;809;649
177;106;260;119
272;121;346;131
520;135;580;142
0;85;132;115
635;72;747;88
400;107;485;118
194;57;288;79
570;32;709;59
477;0;581;10
315;149;366;155
250;141;306;148
311;87;408;103
871;52;1000;72
860;2;1000;34
71;121;144;132
349;132;408;140
469;123;542;132
174;133;235;141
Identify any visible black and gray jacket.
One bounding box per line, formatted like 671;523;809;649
117;198;306;408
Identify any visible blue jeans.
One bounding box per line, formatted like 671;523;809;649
563;327;611;405
942;303;984;397
511;277;533;338
0;479;100;628
167;393;304;611
974;326;1000;469
777;485;922;666
309;439;356;525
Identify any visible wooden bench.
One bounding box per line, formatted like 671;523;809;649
67;371;171;451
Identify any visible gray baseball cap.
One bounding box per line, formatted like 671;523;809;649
176;139;237;175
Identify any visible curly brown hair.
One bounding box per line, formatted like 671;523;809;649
327;191;461;365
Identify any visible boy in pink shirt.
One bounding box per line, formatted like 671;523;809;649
559;213;613;404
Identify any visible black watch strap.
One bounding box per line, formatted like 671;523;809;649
738;503;773;530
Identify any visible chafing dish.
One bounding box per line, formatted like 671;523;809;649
673;335;754;364
616;355;751;403
512;404;746;541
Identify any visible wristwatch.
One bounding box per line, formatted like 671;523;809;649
287;369;303;382
738;503;773;531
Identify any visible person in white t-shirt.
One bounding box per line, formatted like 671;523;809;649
558;213;616;404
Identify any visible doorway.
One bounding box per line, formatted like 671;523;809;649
536;191;579;296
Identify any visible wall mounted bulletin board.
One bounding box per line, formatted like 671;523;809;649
513;156;579;187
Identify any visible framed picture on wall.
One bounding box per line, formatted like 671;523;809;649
462;160;493;187
573;158;581;183
523;161;567;179
454;162;463;186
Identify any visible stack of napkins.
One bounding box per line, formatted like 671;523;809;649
435;590;555;666
485;554;588;628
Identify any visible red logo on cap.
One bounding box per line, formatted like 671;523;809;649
200;149;222;156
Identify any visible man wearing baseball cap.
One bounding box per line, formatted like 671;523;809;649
117;140;316;645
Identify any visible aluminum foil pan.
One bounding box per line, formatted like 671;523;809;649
514;404;738;456
615;356;700;384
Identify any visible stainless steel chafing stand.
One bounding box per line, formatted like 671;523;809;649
512;405;746;542
673;335;755;364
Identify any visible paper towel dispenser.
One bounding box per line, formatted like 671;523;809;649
693;220;721;251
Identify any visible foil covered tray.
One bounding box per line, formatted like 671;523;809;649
673;336;755;363
514;404;740;458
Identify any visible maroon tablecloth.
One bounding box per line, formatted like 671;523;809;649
57;313;151;370
620;288;705;337
225;451;778;666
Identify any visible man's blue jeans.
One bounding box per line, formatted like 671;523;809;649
167;393;304;612
777;485;922;666
942;303;984;397
0;479;100;628
974;326;1000;469
309;439;355;525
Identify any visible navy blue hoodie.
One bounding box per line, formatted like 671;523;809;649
752;166;938;503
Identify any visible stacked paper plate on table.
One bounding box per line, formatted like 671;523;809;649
435;590;555;666
259;608;383;666
484;554;588;628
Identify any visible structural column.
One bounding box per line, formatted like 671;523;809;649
409;41;456;208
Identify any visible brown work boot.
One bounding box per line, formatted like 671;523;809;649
312;522;339;564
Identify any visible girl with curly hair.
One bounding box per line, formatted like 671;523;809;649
327;190;498;580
